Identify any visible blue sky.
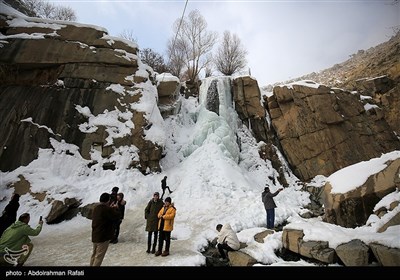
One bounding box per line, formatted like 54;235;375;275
47;0;400;85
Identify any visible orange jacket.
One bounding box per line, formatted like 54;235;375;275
157;204;176;231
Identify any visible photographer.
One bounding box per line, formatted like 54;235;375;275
0;212;43;266
90;192;120;266
261;186;283;229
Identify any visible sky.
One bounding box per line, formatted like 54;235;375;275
45;0;400;87
0;1;399;269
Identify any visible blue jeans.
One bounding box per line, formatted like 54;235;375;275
266;208;275;229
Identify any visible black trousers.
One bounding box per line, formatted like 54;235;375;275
147;231;158;250
217;243;234;259
158;230;171;252
112;219;122;241
161;187;172;199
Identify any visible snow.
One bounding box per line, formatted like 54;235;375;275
1;77;398;268
0;1;399;269
327;150;400;194
156;73;180;84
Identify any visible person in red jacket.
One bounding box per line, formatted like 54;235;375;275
155;197;176;257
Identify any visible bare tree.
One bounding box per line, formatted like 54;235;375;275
119;29;138;44
52;6;76;21
166;37;186;79
214;30;247;76
168;9;217;82
23;0;77;21
23;0;43;16
40;1;55;18
140;48;169;74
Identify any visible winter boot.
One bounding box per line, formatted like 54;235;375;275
161;251;169;257
146;236;152;253
155;250;162;256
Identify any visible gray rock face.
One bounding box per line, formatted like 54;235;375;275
282;228;400;266
0;10;161;174
336;239;370;266
205;79;219;115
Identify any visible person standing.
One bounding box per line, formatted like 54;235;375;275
0;212;43;266
155;197;176;257
261;186;283;229
144;192;164;254
215;223;240;260
90;192;120;266
110;187;119;205
0;193;20;237
160;176;173;199
110;192;126;244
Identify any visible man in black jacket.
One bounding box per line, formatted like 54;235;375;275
90;192;120;266
160;176;173;199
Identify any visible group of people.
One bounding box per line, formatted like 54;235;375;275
144;175;176;257
90;186;126;266
90;176;175;266
109;187;126;244
0;174;283;266
214;185;284;261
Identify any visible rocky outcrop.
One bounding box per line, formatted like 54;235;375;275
299;240;337;264
232;76;265;120
355;76;400;137
0;10;163;173
232;76;288;186
267;81;400;181
335;239;370;266
284;31;400;91
46;198;81;224
323;157;400;228
204;225;400;266
280;32;400;139
380;84;400;136
370;243;400;266
282;228;400;266
227;250;257;267
205;79;219;115
156;73;180;118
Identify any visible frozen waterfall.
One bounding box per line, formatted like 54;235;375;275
182;77;240;162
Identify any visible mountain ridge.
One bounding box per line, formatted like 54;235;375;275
265;30;400;91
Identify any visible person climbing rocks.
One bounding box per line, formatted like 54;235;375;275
160;176;173;199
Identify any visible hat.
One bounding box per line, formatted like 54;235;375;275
112;187;119;193
154;192;160;196
165;197;172;203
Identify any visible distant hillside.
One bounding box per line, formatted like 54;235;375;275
268;31;400;91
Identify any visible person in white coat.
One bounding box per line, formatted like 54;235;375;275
215;223;240;260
